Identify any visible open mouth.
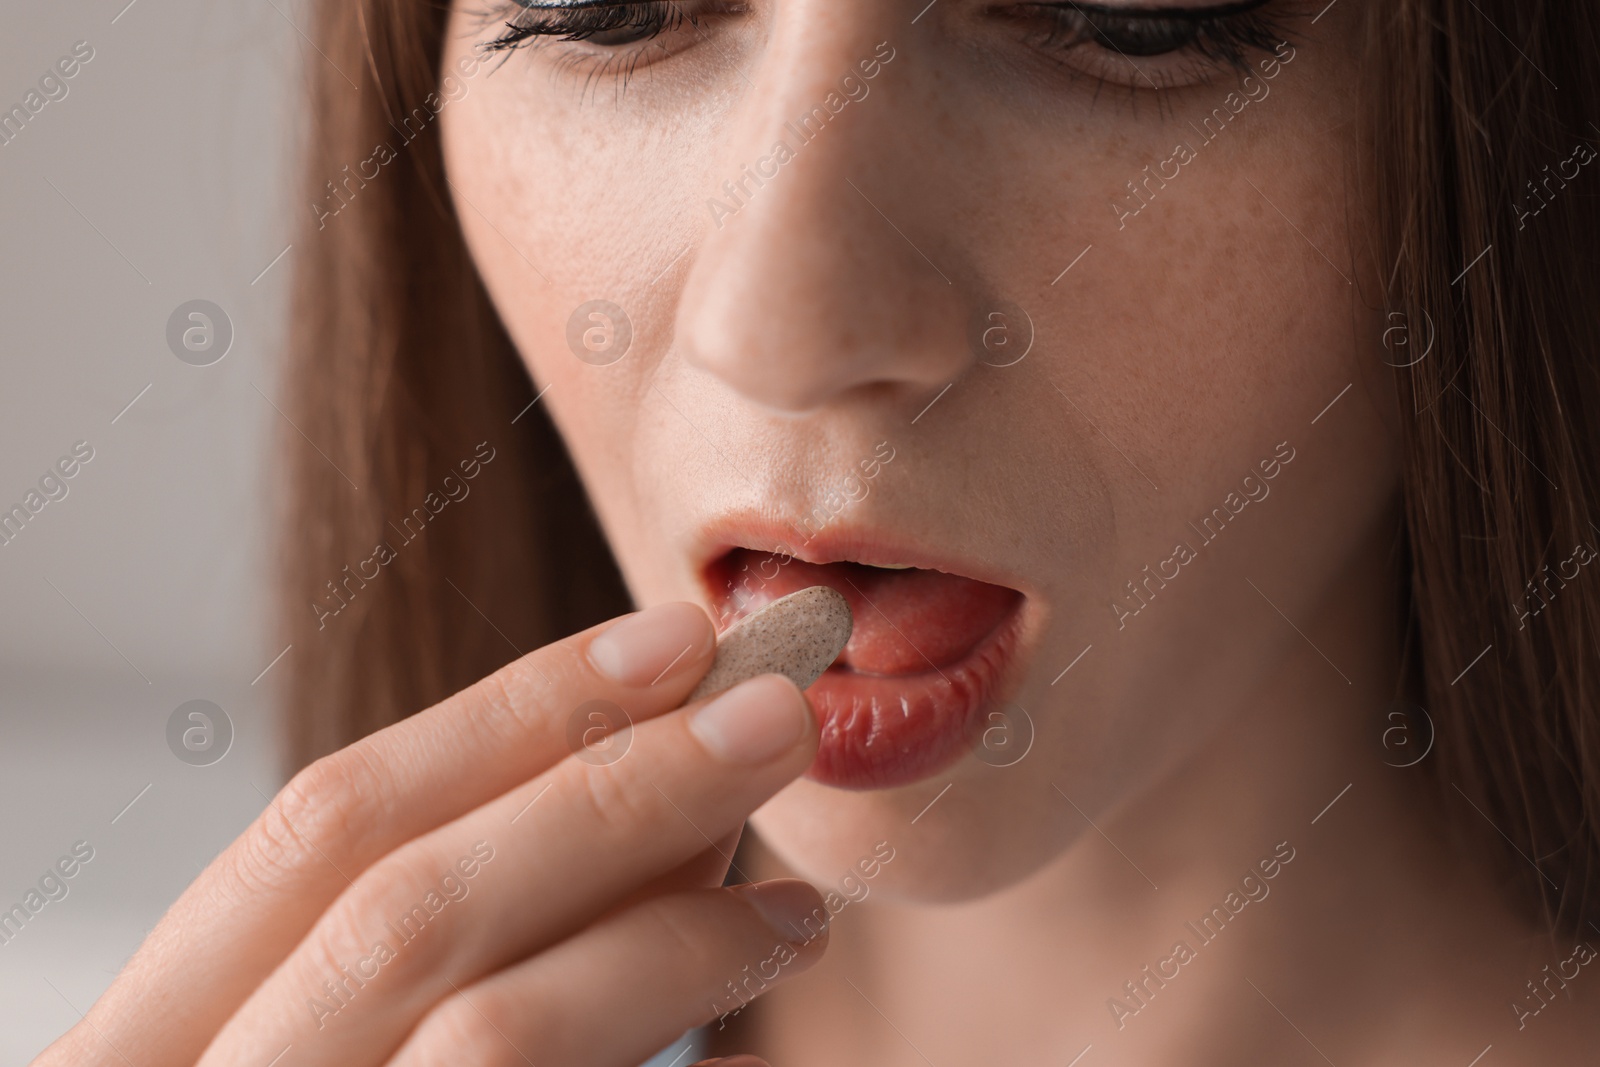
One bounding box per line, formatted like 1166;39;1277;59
703;546;1028;790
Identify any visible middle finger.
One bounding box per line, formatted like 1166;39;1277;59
203;673;816;1066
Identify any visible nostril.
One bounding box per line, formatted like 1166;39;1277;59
676;265;977;414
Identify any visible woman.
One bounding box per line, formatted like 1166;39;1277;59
38;0;1600;1063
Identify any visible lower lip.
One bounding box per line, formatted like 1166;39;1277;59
706;553;1030;790
806;606;1029;790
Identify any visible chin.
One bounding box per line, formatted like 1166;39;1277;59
748;761;1084;906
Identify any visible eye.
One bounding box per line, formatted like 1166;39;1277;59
996;0;1294;90
481;0;728;55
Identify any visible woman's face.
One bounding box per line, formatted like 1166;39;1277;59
440;0;1397;900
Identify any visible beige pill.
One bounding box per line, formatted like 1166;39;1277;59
689;586;854;701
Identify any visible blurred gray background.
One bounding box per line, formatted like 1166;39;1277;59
0;1;300;1058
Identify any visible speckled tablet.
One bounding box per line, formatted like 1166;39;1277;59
689;586;854;701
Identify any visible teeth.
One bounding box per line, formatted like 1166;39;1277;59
876;563;915;570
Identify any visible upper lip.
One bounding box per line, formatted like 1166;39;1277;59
691;510;1035;608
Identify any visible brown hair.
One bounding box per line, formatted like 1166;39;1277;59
1372;0;1600;933
280;1;1600;932
277;1;628;765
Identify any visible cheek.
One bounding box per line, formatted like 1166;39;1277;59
964;77;1395;805
1057;124;1368;485
439;42;695;529
1016;77;1389;571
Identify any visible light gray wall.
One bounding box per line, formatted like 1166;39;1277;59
0;2;299;1060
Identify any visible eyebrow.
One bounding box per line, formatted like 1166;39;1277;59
1051;0;1274;17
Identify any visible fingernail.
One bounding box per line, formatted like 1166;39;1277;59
689;675;810;764
733;879;828;944
587;603;714;687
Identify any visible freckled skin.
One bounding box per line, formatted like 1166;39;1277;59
440;4;1600;1063
441;2;1389;891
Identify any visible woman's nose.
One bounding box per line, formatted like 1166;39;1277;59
674;31;977;414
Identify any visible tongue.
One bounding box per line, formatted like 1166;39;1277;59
713;549;1021;676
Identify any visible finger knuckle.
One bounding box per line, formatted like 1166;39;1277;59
455;643;587;754
411;987;547;1067
337;853;461;977
570;758;663;843
637;896;723;974
238;750;380;891
468;666;542;741
294;897;380;994
486;640;582;721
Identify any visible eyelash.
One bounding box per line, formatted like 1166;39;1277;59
482;1;697;54
1009;0;1288;79
478;0;1290;88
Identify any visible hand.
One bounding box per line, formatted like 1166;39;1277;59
36;602;827;1067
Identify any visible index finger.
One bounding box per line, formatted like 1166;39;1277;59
52;602;714;1067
